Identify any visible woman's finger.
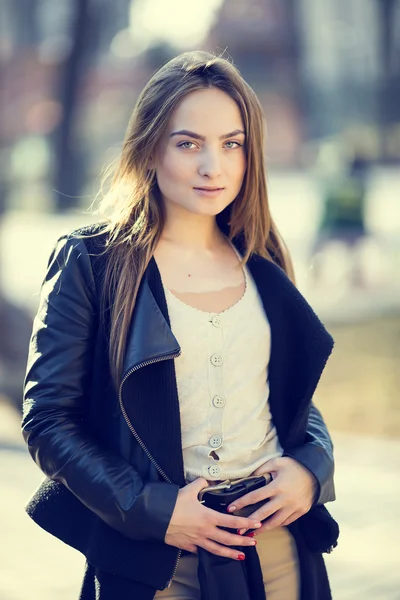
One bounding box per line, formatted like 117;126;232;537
213;510;262;532
201;539;247;561
246;497;282;524
211;527;258;549
258;508;294;532
227;481;278;512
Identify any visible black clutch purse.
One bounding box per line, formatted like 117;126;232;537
198;474;272;518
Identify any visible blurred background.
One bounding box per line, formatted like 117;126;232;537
0;1;399;599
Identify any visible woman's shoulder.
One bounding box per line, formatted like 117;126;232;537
46;222;111;289
66;221;109;250
49;221;110;267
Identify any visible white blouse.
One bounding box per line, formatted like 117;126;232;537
163;247;282;483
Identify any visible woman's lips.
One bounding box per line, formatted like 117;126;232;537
193;187;225;198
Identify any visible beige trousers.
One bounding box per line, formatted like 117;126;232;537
154;526;300;600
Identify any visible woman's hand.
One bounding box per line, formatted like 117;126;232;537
164;478;263;559
227;457;318;534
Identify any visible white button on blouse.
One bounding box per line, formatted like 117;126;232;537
208;465;221;478
211;315;222;327
210;354;223;367
209;435;223;448
212;395;225;408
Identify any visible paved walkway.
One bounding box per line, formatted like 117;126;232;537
1;403;399;600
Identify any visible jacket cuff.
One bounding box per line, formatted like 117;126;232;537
125;482;180;542
284;442;335;505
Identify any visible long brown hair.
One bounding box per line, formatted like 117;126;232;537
93;50;295;388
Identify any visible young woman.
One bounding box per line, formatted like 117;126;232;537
22;51;339;600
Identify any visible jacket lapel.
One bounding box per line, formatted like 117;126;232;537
245;254;334;448
120;258;186;486
122;273;180;377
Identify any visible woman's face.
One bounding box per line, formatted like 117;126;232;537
153;87;247;218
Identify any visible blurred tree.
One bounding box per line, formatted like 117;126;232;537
53;0;93;211
1;0;39;214
376;0;400;159
11;0;39;47
285;0;307;140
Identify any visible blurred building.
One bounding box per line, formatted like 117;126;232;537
1;0;400;213
203;0;305;165
299;0;389;136
203;0;400;165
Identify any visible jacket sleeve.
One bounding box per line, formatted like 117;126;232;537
22;235;179;542
284;403;335;505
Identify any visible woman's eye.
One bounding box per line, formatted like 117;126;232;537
177;140;243;150
178;141;196;149
224;141;242;149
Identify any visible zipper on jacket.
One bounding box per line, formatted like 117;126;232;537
165;551;182;589
119;351;183;589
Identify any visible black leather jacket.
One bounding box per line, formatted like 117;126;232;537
22;229;337;590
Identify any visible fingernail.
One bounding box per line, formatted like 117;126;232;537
227;505;236;513
249;540;257;546
237;528;246;535
254;522;262;528
245;532;256;537
237;553;245;561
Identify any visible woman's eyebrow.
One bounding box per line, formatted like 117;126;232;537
169;129;245;141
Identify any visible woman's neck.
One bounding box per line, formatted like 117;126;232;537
160;218;226;251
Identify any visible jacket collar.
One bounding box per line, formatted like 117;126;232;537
122;271;180;377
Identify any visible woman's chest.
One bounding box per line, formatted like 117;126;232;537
167;273;271;389
153;239;245;313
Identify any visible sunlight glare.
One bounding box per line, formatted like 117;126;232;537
129;0;224;53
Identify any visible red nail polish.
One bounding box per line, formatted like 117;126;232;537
237;553;245;561
245;532;256;537
236;529;243;535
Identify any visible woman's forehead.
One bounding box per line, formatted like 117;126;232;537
168;88;244;135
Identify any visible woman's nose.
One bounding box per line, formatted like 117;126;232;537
198;150;222;178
